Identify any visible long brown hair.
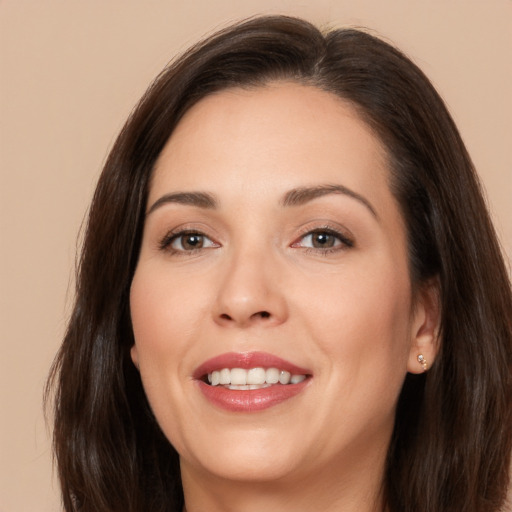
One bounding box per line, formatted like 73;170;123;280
46;15;512;512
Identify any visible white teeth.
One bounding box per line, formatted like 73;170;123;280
247;367;266;385
219;368;231;385
279;370;291;385
266;367;280;384
227;384;273;390
206;367;306;387
230;368;247;385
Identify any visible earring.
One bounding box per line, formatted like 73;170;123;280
417;354;428;372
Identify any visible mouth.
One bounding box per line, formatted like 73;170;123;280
194;352;312;412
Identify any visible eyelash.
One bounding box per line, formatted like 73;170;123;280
159;229;217;254
291;226;354;255
158;226;354;256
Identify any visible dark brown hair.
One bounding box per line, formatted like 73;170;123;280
47;15;512;512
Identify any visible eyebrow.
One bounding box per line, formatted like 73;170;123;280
147;191;217;215
147;184;377;218
281;184;378;218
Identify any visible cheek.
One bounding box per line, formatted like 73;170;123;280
130;264;208;360
298;262;413;388
129;266;204;451
129;263;207;436
130;271;173;361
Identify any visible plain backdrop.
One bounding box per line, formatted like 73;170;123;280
1;1;511;511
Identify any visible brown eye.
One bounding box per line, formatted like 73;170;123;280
165;231;218;252
311;232;336;248
292;229;354;251
176;233;204;250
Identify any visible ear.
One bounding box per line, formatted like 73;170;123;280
130;344;140;371
407;279;441;374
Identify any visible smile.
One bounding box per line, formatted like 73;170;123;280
195;352;311;412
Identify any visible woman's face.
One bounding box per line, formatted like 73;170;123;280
130;83;435;486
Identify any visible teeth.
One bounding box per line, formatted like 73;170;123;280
206;367;307;387
247;367;266;385
266;367;280;384
279;370;291;384
230;368;247;385
290;374;306;384
219;368;230;385
227;384;272;390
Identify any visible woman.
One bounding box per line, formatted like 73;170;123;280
47;15;512;512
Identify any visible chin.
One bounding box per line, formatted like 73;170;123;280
177;427;307;483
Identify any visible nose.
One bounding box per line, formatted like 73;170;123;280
213;246;288;328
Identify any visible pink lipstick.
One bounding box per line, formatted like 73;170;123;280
194;352;311;412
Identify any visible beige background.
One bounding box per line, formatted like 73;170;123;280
1;1;511;511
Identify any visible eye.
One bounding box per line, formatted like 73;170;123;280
292;228;354;252
301;231;340;249
160;230;219;252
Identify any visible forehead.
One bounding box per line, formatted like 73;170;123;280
150;82;391;207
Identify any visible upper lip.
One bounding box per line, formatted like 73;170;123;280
193;351;311;380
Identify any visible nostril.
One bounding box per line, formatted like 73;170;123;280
217;310;272;324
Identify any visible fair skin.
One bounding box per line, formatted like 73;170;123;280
130;83;439;512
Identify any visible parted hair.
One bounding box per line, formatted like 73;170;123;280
46;15;512;512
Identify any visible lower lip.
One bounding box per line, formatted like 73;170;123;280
197;379;310;412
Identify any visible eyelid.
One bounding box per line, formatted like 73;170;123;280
159;227;220;252
290;224;355;250
156;222;353;255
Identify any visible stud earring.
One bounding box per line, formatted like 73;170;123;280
417;354;428;372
